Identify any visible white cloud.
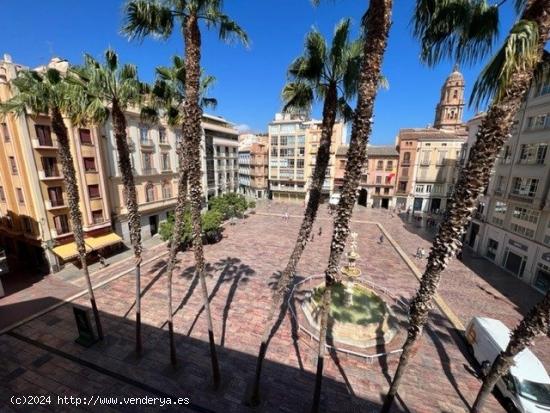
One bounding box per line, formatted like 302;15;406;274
235;123;251;133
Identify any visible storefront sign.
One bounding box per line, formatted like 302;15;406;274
508;239;528;252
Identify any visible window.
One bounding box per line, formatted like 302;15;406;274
420;150;430;165
433;184;443;194
88;184;100;199
269;125;279;134
386;160;393;170
511;177;539;198
83;157;96;172
162;181;172;199
518;143;547;164
35;125;52;146
510;223;535;238
42;157;59;177
48;187;64;207
54;215;70;235
270;147;278;156
376;160;383;170
437;150;447;165
384;187;390;194
159;128;166;143
512;207;539;224
0;186;5;202
280;124;296;133
398;181;407;191
287;136;295;146
79;128;93;145
534;263;550;293
1;122;10;142
375;187;381;194
375;176;382;184
486;239;498;260
494;175;505;194
22;217;33;234
492;201;507;226
145;182;156;202
9;157;17;174
16;188;24;204
425;184;433;193
299;147;305;156
279;136;287;146
415;184;424;193
143;153;153;173
161;153;171;171
92;210;103;224
270;136;278;145
500;145;512;164
401;167;409;177
140;126;149;143
297;159;304;169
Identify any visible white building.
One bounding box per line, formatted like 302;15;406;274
465;81;550;294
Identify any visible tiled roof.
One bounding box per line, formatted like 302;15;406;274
398;127;467;140
336;144;349;156
366;145;398;157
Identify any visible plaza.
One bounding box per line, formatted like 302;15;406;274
1;203;547;412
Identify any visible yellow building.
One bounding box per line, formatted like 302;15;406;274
267;112;345;202
0;55;119;273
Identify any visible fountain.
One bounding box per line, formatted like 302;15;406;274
300;232;399;349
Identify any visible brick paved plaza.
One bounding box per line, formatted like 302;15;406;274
1;204;548;412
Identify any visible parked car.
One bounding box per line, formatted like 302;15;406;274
466;317;550;412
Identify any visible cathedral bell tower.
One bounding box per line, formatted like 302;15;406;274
434;65;465;130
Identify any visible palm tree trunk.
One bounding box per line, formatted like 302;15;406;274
249;81;339;405
183;12;221;388
472;291;550;411
51;107;103;340
382;2;550;410
166;139;189;366
311;1;393;411
111;100;143;354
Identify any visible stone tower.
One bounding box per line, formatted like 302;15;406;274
434;65;465;130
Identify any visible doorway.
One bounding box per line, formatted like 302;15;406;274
358;188;367;207
149;215;159;237
430;198;441;213
468;223;479;248
503;249;527;278
413;198;423;211
381;198;389;209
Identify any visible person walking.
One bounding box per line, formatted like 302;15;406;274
318;227;322;237
420;248;426;259
415;247;421;259
379;234;384;244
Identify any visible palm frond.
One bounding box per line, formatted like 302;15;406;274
282;81;314;113
336;97;354;122
413;0;499;67
470;19;540;108
378;74;390;90
330;18;351;75
140;105;160;124
122;0;175;41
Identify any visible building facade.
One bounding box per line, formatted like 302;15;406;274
364;146;399;208
0;55;118;273
465;81;550;293
103;112;240;241
238;135;268;199
394;69;468;213
267;112;345;202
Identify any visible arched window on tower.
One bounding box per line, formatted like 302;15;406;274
453;90;458;99
450;110;455;119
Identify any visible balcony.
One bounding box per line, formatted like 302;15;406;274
39;170;63;180
158;139;170;147
141;168;158;176
140;139;154;148
509;193;535;204
32;138;57;150
401;161;410;166
45;199;66;210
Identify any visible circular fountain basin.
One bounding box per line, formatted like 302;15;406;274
302;282;398;348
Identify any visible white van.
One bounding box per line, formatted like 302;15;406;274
466;317;550;412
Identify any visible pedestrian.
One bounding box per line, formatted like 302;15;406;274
310;233;315;242
379;234;384;244
318;227;322;237
98;254;108;268
284;211;289;222
420;248;426;259
415;247;421;259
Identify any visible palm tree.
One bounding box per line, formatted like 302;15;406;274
309;1;393;412
382;1;550;410
141;55;217;366
68;50;145;355
472;291;550;411
123;0;247;387
249;18;361;405
0;68;104;339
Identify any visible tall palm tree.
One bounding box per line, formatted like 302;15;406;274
308;1;393;412
68;50;145;355
382;1;550;410
472;291;550;411
123;0;247;387
141;55;217;366
0;68;104;339
249;18;361;405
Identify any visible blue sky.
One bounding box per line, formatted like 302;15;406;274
0;0;516;144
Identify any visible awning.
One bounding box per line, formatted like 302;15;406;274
52;232;123;260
